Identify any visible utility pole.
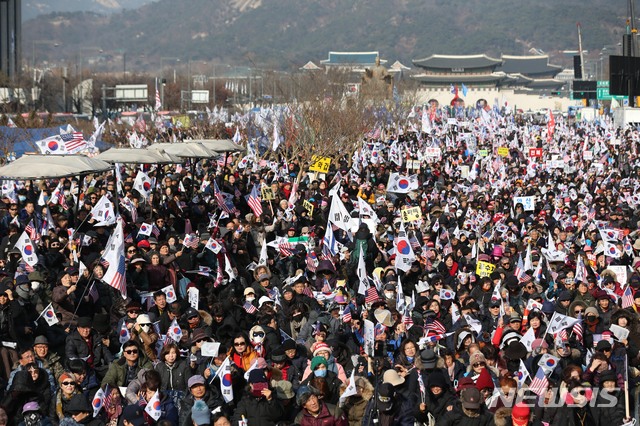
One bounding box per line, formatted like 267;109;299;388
577;23;585;81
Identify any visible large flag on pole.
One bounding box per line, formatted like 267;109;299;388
101;218;127;298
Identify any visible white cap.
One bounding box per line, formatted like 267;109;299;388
136;314;151;325
258;296;274;308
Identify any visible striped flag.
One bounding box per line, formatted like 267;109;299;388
25;219;38;242
155;79;162;111
528;367;549;396
88;283;99;303
302;285;314;298
572;313;583;344
321;278;332;294
213;181;237;215
342;305;352;323
101;218;127;299
365;286;379;304
60;131;86;152
246;184;263;217
183;234;200;249
305;251;318;273
426;317;446;335
514;254;525;281
622;285;634;309
243;301;257;314
402;308;413;329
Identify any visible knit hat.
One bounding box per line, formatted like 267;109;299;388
59;372;74;384
475;368;494;391
191;400;210;426
312;342;332;356
248;369;268;384
310;356;328;371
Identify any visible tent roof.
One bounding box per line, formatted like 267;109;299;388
96;148;181;164
147;143;214;158
186;139;245;153
0;155;113;180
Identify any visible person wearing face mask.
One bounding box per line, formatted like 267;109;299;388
299;357;342;405
232;369;284;426
131;314;159;362
17;401;53;426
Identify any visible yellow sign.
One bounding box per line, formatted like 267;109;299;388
401;206;422;222
261;187;275;201
497;147;509;157
172;115;191;128
476;261;496;278
309;156;331;173
303;200;314;216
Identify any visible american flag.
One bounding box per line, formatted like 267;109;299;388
155;80;162;111
514;254;525;281
305;252;318;273
342;305;352;323
321;278;332;294
183;234;200;249
213;181;237;215
60;132;86;152
572;313;583;344
25;220;38;242
302;285;314;298
365;286;379;304
528;367;549;396
103;385;113;411
106;255;126;296
151;225;160;238
426;317;446;335
246;184;263;217
278;242;295;257
99;258;110;269
402;308;413;329
88;283;99;302
622;285;634;309
243;301;257;314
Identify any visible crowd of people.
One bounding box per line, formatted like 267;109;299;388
0;108;637;426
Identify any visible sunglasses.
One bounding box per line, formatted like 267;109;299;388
473;362;486;368
61;381;75;386
234;342;246;347
574;309;584;314
253;332;265;337
526;286;534;290
127;250;137;253
124;349;138;355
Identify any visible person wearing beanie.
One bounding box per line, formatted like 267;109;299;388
231;366;284;426
191;400;211;426
299;356;342;406
594;369;629;426
302;342;347;384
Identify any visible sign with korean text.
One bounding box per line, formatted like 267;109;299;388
303;200;314;216
497;147;509;157
476;261;496;277
401;206;422;222
478;149;489;157
261;186;275;201
529;148;543;158
513;196;535;211
309;156;331;173
424;147;442;158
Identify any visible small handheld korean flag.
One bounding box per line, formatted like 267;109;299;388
516;360;530;389
537;353;560;374
219;356;234;403
90;195;115;226
92;387;105;417
205;238;222;254
439;288;456;300
167;318;183;342
161;285;177;303
133;170;153;199
339;369;358;407
118;322;131;344
40;303;59;326
15;231;38;267
138;223;153;237
144;391;162;421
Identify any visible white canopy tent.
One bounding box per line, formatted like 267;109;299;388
96;148;181;164
186;139;245;153
0;155;113;180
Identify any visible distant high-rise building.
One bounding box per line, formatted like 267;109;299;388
0;0;21;79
